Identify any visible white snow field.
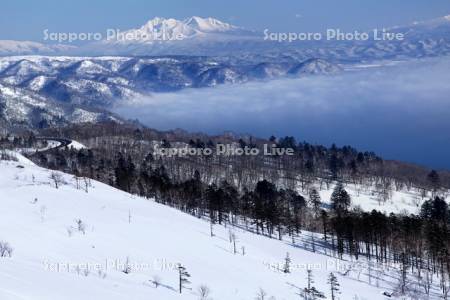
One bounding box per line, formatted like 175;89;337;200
309;181;447;216
17;140;61;155
67;140;86;150
0;157;444;300
16;139;86;155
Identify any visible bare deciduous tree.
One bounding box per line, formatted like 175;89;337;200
256;288;267;300
198;284;211;300
50;172;63;189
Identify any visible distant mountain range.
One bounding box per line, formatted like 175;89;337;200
0;40;75;56
1;15;450;59
0;55;341;128
1;15;450;129
0;16;259;57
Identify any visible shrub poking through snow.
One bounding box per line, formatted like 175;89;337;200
76;219;86;234
198;285;211;300
0;241;13;257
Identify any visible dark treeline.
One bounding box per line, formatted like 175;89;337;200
0;134;39;149
37;122;450;192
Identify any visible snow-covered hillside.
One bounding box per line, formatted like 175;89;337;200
0;156;443;299
310;181;446;216
0;55;342;128
0;81;116;128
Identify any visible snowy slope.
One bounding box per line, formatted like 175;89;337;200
0;158;441;300
0;55;343;128
1;150;36;166
67;140;86;150
0;81;115;128
307;181;445;216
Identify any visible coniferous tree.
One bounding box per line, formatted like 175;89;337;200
327;272;340;300
308;188;322;217
178;264;191;294
320;210;329;242
331;182;351;215
283;252;291;273
427;170;440;196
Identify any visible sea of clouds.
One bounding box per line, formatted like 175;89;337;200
114;56;450;169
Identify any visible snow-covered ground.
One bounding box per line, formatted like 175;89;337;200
17;140;62;155
17;139;87;155
1;150;36;166
67;140;86;150
306;181;447;216
0;157;444;300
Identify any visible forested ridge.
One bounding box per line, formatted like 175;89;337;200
3;121;450;297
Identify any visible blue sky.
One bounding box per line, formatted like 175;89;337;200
1;0;450;41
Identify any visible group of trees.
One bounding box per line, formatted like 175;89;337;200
0;133;38;149
9;122;448;297
31;144;450;295
295;269;340;300
36;122;450;192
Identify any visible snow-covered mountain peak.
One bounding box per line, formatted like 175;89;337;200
431;14;450;23
144;16;176;26
408;14;450;28
117;16;250;43
184;16;237;33
118;17;194;42
140;17;191;33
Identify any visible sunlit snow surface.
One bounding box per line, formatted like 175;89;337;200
0;157;447;299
